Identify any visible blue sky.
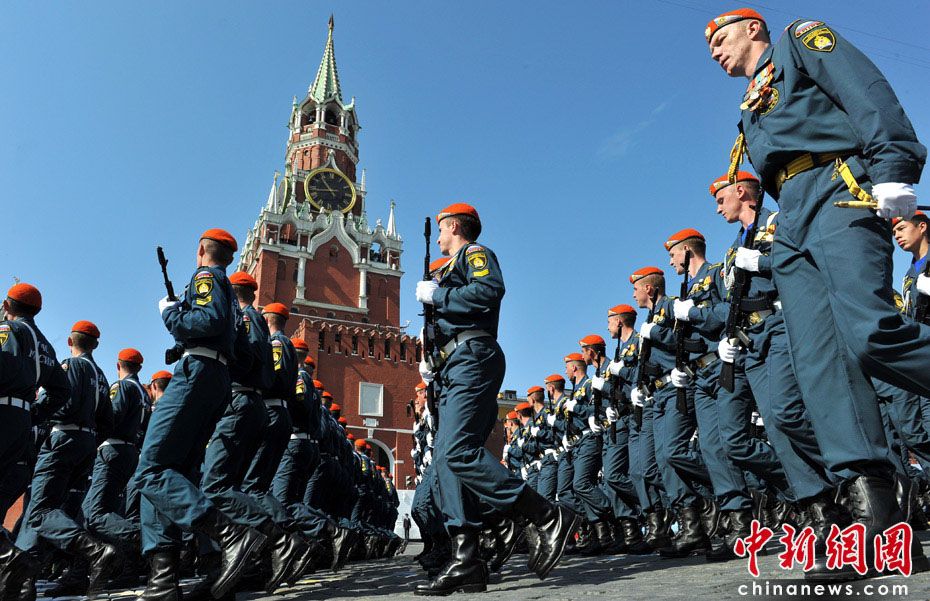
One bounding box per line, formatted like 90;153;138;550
2;1;929;392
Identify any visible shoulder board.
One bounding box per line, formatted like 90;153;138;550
0;324;10;332
465;245;485;255
708;262;723;270
794;20;824;38
783;18;802;32
194;270;214;280
110;382;119;391
271;339;283;347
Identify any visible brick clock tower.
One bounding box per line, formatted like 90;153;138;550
237;17;421;489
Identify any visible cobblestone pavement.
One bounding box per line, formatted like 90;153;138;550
40;533;930;601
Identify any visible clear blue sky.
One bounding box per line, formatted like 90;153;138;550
2;1;929;392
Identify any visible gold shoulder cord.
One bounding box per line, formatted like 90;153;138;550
832;158;876;208
728;133;746;183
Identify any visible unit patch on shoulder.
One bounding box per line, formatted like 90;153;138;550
0;324;9;347
467;252;489;277
794;20;824;38
242;314;251;334
110;383;119;399
194;276;214;306
802;27;835;52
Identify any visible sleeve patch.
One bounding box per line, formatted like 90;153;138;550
801;27;835;52
465;245;485;254
109;383;119;399
467;252;488;271
194;277;214;306
194;270;214;280
794;20;824;38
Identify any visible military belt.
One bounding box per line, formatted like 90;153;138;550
101;438;132;446
693;352;719;370
0;397;30;411
52;424;95;435
264;398;286;408
290;432;316;441
231;385;258;394
653;374;674;390
544;449;559;459
774;151;853;193
748;300;783;325
184;346;228;366
438;330;492;362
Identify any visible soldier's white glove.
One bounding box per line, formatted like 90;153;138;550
158;295;179;316
564;399;578;414
520;466;528;480
588;415;604;434
605;406;619;424
872;183;917;220
415;475;422;485
423;449;432;464
639;322;656;340
546;413;557;426
530;426;540;436
673;299;694;321
591;376;606;391
734;248;762;272
561;435;573;450
517;437;525;448
917;274;930;296
670;367;692;389
751;411;764;427
608;360;623;376
418;359;434;384
426;432;434;446
631;389;645;408
416;280;439;304
717;337;739;364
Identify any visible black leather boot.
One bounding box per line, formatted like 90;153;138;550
289;535;322;583
418;531;452;573
487;519;520;573
706;509;753;562
700;498;721;540
803;484;863;581
524;524;541;571
659;505;709;558
136;550;181;601
192;509;268;598
331;526;355;572
43;562;89;597
0;536;39;601
643;509;671;550
620;518;652;555
67;532;121;593
581;521;611;556
256;521;308;593
414;529;487;596
5;577;35;601
512;485;580;579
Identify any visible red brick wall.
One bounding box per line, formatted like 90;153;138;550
303;239;357;308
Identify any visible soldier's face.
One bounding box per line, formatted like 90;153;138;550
668;246;688;274
709;23;755;77
607;315;620;337
893;221;926;252
437;219;453;255
632;282;649;308
715;188;742;223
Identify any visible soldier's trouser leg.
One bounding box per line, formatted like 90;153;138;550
525;468;539;491
652;385;707;508
17;430;96;552
83;442;140;542
412;466;443;537
556;453;580;512
772;163;907;479
744;315;835;501
692;376;752;512
303;456;329;510
241;404;292;519
600;418;638;519
571;434;611;523
272;438;320;507
629;405;663;510
136;356;230;554
879;405;909;476
536;457;558;502
715;359;792;498
200;390;271;529
876;380;930;470
434;338;523;530
0;407;31;523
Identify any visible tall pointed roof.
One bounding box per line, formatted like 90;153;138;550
386;200;397;237
309;15;343;104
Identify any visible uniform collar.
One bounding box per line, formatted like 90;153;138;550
753;45;774;76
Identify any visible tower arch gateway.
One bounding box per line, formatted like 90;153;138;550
237;16;421;490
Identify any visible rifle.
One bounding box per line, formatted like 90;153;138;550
421;218;439;432
719;201;765;391
592;355;604;441
915;260;930;324
634;306;655;429
156;247;184;365
674;250;693;414
608;341;621;444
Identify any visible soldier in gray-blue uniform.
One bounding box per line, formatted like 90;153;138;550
546;374;581;518
631;266;712;556
524;386;558;502
414;203;578;594
136;229;267;601
706;8;929;576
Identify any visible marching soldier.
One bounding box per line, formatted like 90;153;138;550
706;8;929;575
413;203;578;594
524;386;558;501
545;373;580;517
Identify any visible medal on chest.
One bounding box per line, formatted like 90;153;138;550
740;62;776;113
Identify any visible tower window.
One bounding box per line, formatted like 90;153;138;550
351;335;358;355
318;332;325;351
325;110;339;126
383;340;391;358
367;337;375;357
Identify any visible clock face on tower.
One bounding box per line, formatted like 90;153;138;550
304;168;357;213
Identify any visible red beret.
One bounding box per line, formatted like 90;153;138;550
338;416;348;425
415;381;427;391
229;271;258;290
630;266;664;284
515;402;532;412
290;337;309;351
608;304;637;316
71;320;100;339
564;352;584;363
665;228;705;251
7;283;41;310
313;379;324;389
579;334;606;347
262;303;289;319
364;443;371;450
200;228;238;251
709;171;759;197
118;348;144;365
347;433;356;441
506;411;519;420
150;370;173;382
705;8;766;44
436;203;480;225
354;438;367;448
526;385;544;395
304;355;315;366
322;391;334;399
328;402;340;411
892;210;926;227
544;374;565;384
429;257;451;273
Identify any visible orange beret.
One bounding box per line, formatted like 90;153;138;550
415;381;428;391
200;228;238;251
338;416;348;425
313;379;324;389
71;320;100;339
579;334;606;347
515;402;532;412
229;271;258;290
892;210;926;227
347;433;356;441
365;443;371;450
564;352;584;363
150;370;173;382
436;203;480;225
705;8;766;44
7;283;42;310
709;171;759;197
665;228;705;251
290;337;309;351
506;411;519;420
328;402;340;410
304;355;315;366
262;303;289;319
429;257;451;273
526;385;544;395
608;304;636;316
322;391;333;399
118;348;144;365
544;374;565;384
354;438;367;448
630;266;663;284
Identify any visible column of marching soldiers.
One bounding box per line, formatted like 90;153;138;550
0;229;403;601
